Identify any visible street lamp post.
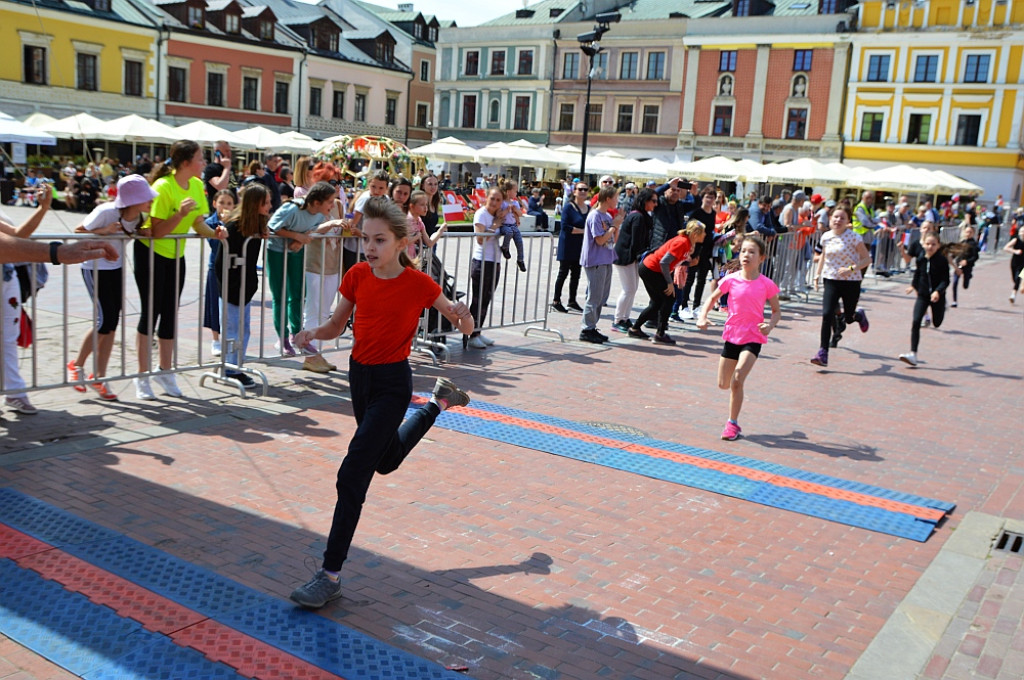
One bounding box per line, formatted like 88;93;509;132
576;12;621;179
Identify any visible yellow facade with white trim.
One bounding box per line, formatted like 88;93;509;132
845;0;1024;202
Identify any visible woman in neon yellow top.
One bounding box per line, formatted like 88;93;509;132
133;139;226;400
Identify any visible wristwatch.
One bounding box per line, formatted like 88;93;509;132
49;241;62;265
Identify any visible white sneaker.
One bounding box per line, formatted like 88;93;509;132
479;334;495;346
152;373;183;397
5;396;38;415
211;340;221;356
467;336;488;349
899;352;918;367
1012;291;1017;304
135;377;156;400
681;307;694;320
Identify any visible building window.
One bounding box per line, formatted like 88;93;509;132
719;50;737;72
124;60;143;97
859;112;884;142
913;55;938;82
489;99;500;124
428;26;437;42
906;113;931;144
376;41;393;63
785;108;807;139
385;97;397;126
735;0;750;16
518;50;533;75
416;103;429;127
642;105;659;134
963;54;990;83
461;94;477;128
587;103;603;132
563;52;579;79
616;104;633;133
420;60;430;82
224;13;239;33
413;22;423;39
620;52;638;80
274;81;289;114
187;6;204;28
646;52;665;80
513;96;530;130
491;50;505;75
793;50;812;71
558;103;574;131
821;0;838;12
207;71;224;107
93;0;110;10
955;114;982;146
712;105;732;136
465;50;479;76
243;76;258;111
310;86;322;117
333;90;345;118
77;53;98;91
168;66;186;102
354;93;366;121
23;45;47;85
259;21;274;40
593;52;608;79
866;54;890;82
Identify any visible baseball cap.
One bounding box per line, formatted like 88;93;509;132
599;175;614;184
792;190;807;201
825;199;837;208
114;174;158;208
625;182;636;189
646;180;657;187
810;193;823;204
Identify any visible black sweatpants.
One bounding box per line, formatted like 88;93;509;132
819;279;862;349
634;264;673;333
911;295;945;352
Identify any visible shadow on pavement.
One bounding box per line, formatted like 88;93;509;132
743;431;883;461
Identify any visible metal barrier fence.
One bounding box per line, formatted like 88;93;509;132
1;229;562;401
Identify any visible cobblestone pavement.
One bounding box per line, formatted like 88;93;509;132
1;204;1022;679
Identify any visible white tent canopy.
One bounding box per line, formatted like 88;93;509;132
475;139;565;169
853;164;942;193
279;130;320;154
42;113;106;140
569;150;649;176
173;120;249;148
411;136;479;163
675;155;746;182
233;126;297;152
20;112;58;131
762;158;849;187
102;114;179;144
0;112;56;145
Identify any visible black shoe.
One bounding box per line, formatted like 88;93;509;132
653;332;676;345
628;327;649;339
517;261;526;272
550;301;567;313
644;320;658;329
567;301;583;312
594;329;609;342
501;246;512;260
578;329;605;344
226;371;256;388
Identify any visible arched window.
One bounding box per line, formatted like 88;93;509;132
489;99;500;124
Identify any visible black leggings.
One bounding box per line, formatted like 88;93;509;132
820;279;862;349
553;260;581;304
469;259;500;338
635;265;673;333
81;267;122;334
322;358;440;572
951;266;972;303
911;295;945;352
134;240;185;339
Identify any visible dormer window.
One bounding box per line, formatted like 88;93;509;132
260;20;273;40
428;26;437;41
376;41;393;63
92;0;110;11
413;23;423;38
187;6;204;28
312;27;338;52
224;13;239;34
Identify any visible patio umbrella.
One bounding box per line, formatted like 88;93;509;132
412;136;480;163
568;150;648;177
20;112;58;131
101;114;179;144
0;112;55;145
42;113;106;140
675;155;744;182
173;120;249;148
636;157;672;179
279;131;320;154
762;158;849;187
851;164;937;193
476;139;565;169
233;126;296;151
924;169;984;196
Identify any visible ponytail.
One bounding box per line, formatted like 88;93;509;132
148;139;199;185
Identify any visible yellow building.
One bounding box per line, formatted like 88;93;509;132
0;0;159;119
844;0;1024;203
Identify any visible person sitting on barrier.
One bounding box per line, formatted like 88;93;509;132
1;188;53;415
579;185;623;344
497;178;526;272
551;181;589;313
288;196;474;610
266;181;348;357
630;220;704;346
215;183;270;387
68;175;158;402
466;188;507;349
611;187;656;334
696;232;780;441
134;140;228;401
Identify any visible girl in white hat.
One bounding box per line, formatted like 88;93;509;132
68;174;158;400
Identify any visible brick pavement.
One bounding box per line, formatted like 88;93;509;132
1;204;1022;679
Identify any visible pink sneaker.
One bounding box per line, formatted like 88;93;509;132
721;421;742;441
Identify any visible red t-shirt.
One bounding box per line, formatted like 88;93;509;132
642;235;692;272
340;262;441;365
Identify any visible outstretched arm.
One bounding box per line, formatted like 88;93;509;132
431;292;474;336
293;295;354;347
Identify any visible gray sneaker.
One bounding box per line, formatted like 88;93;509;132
290;570;342;608
432;377;470;409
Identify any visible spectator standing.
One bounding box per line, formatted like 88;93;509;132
612;187;656;333
259;153;283;211
679;187;717;319
202;140;235;213
551;181;589;313
578;186;622;343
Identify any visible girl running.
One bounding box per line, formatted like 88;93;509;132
288;196;474;609
215;183;270;387
1004;228;1024;303
897;230;949;367
810;205;871;367
696;233;780;441
498;178;526;271
950;224;979;308
68;175;158;401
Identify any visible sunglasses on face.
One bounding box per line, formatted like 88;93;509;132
327;179;340;187
576;187;589;191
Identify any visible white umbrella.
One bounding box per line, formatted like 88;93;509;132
411;136;480;163
923;169;984;196
173;120;249;148
568;150;649;177
102;114;179;144
851;164;937;193
43;112;106;140
476;139;565;169
279;131;320;154
676;155;745;182
233;125;296;151
735;159;769;183
762;157;849;187
0;112;55;145
636;157;672;179
547;144;583;168
20;112;58;131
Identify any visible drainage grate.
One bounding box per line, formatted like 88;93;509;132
994;531;1024;554
579;421;648;438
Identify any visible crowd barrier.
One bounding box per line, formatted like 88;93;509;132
1;229;563;400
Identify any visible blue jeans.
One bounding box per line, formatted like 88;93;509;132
221;301;251;369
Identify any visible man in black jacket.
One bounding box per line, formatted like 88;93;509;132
649;177;689;251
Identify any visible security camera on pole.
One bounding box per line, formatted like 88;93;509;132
576;11;620;178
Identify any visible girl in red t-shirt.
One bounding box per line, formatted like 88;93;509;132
289;196;475;610
629;220;705;344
